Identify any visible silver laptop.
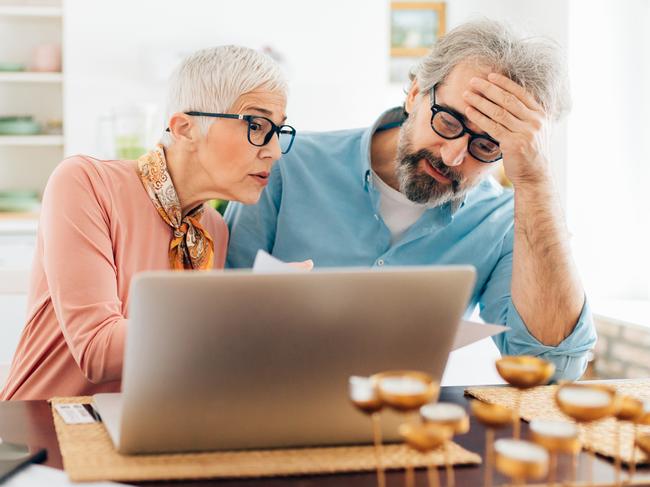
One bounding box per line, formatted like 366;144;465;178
93;266;476;454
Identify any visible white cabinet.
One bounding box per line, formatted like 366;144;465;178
0;217;36;368
0;1;64;205
0;1;63;373
0;294;27;366
0;219;37;279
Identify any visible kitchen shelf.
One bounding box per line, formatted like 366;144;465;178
0;135;63;146
0;5;62;17
0;211;39;221
0;72;62;83
0;213;39;237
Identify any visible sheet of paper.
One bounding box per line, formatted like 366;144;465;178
5;464;133;487
452;320;508;350
442;337;505;386
252;249;300;273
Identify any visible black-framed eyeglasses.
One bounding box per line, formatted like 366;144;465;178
182;111;296;154
429;85;502;163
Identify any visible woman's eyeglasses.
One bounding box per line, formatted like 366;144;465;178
170;112;296;154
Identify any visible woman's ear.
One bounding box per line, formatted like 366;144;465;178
168;113;198;150
404;79;421;115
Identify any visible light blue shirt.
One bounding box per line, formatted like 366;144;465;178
225;107;597;381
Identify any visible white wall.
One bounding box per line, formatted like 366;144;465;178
63;0;396;154
63;0;569;205
53;0;570;386
567;0;650;301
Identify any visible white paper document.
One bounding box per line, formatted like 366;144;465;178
5;464;133;487
452;320;508;351
252;249;300;273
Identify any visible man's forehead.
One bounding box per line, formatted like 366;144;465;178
441;62;492;92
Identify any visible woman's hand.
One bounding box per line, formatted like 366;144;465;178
287;259;314;271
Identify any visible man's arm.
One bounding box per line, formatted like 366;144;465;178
464;72;585;346
511;177;584;345
480;225;596;380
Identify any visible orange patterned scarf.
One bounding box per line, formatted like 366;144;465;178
137;145;214;270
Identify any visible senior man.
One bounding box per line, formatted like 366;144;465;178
225;20;596;380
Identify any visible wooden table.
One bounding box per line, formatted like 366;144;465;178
2;386;650;486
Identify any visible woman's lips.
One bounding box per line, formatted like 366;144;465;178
420;159;452;185
249;172;270;186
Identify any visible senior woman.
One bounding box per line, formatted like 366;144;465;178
1;46;297;400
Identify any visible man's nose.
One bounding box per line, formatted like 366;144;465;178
440;136;469;167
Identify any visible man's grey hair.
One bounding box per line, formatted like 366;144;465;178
161;45;287;147
409;19;570;120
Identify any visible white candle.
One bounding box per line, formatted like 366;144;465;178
420;402;466;422
530;419;578;438
642;400;650;414
349;376;377;403
558;387;612;408
495;439;549;463
378;377;427;396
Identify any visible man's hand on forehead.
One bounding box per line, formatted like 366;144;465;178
461;72;550;186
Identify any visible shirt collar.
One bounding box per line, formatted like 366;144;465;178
360;106;406;188
360;107;466;220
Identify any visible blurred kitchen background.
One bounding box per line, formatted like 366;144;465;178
0;0;648;381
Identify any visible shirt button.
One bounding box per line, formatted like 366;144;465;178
377;259;384;266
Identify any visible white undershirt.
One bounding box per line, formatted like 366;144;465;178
372;170;432;245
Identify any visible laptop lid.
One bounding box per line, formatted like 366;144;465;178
117;266;476;454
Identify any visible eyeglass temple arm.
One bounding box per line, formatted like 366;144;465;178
165;112;246;132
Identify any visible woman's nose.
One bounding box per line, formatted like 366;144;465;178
440;136;469;167
265;133;283;160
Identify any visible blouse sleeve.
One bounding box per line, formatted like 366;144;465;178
40;157;127;384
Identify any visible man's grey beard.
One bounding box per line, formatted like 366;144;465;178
395;126;470;206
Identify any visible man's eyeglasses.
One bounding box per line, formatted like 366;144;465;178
429;85;502;163
181;112;296;154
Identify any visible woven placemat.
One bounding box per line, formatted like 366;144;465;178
51;396;481;482
466;379;650;465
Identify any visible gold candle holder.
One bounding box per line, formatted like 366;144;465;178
349;376;386;487
399;422;452;487
495;356;555;440
494;438;549;486
613;395;643;484
628;400;650;482
373;371;439;487
373;370;439;412
420;402;470;487
471;400;516;487
529;419;581;486
635;430;650;485
555;383;618;486
635;432;650;460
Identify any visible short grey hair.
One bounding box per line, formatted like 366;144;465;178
410;19;570;120
161;45;287;147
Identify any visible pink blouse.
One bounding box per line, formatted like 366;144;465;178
1;156;228;400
